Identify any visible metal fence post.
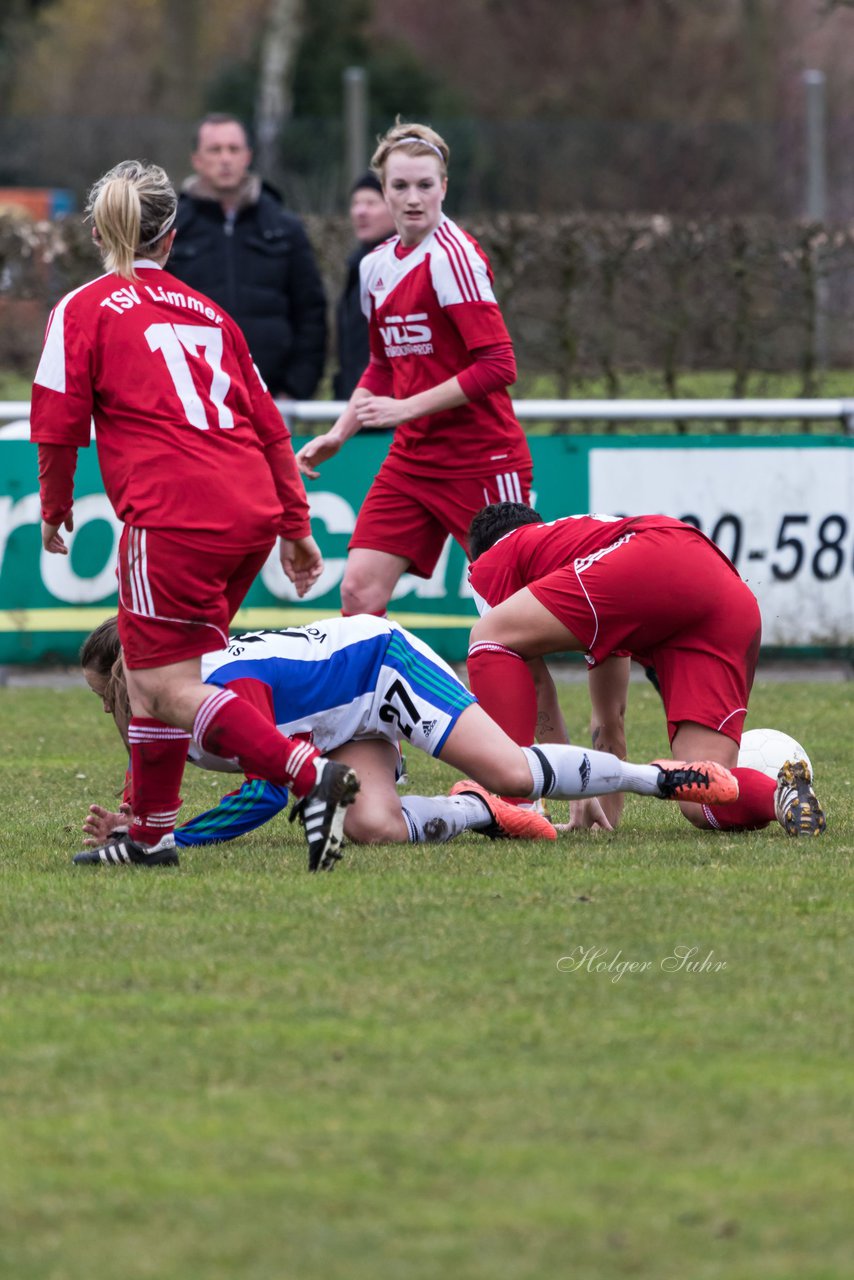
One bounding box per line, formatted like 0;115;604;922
343;67;368;191
804;69;828;369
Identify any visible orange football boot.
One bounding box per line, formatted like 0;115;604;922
450;779;558;840
651;759;739;805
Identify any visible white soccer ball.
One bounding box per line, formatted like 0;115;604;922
738;728;813;780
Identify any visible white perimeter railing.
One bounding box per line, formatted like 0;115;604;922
2;398;854;436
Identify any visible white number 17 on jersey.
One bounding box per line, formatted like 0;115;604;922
145;322;234;430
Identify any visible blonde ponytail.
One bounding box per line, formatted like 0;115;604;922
86;160;177;281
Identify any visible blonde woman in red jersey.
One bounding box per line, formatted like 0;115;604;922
32;160;359;871
295;119;533;617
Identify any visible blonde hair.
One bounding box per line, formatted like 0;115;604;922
86;160;177;281
371;118;449;183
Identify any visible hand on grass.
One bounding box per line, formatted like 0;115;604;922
554;798;615;833
83;802;132;846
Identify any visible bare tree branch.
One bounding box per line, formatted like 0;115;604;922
255;0;304;182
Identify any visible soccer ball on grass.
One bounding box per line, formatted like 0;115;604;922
737;728;813;780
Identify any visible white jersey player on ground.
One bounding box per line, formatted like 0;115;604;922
81;616;739;863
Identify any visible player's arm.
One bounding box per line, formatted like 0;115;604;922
38;444;78;553
174;778;290;846
354;339;514;431
525;655;614;834
31;302;95;552
234;332;323;595
294;314;392;476
586;655;631;829
528;657;570;744
84;779;290;847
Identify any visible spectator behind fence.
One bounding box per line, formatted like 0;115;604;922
168;113;327;400
333;171;396;401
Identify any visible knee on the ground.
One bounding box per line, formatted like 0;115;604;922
344;804;407;844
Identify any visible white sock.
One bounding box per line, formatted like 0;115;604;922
400;794;492;844
522;745;662;799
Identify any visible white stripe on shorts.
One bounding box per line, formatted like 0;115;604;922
129;527;155;616
494;471;523;504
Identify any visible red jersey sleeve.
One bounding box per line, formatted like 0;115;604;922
30;296;95;447
468;545;526;610
357;353;394;397
228;320;311;539
229;321;289;446
446;299;513;353
263;439;311;539
38;443;78;524
457;342;516;400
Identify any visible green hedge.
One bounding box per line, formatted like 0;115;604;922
2;210;852;394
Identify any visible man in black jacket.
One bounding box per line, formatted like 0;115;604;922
169;114;327;401
332;171;395;401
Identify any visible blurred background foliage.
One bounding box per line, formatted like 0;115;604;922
3;0;854;216
3;0;854;390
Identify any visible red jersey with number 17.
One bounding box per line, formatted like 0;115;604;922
358;215;532;479
29;261;308;546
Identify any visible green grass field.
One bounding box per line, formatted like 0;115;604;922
1;675;852;1280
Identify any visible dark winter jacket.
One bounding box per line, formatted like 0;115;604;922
169;176;327;399
333;241;376;400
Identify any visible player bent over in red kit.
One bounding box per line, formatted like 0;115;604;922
466;503;826;837
32;160;359;871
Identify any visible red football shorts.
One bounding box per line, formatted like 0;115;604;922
527;525;761;745
117;525;273;669
349;457;533;578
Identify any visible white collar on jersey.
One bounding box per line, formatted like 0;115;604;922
131;259;163;270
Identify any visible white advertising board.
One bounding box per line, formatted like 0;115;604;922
589;446;854;646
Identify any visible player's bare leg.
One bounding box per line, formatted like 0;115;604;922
670;721;740;829
340;548;410;617
327;740;410;843
324;739;555;844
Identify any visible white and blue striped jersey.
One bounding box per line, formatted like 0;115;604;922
198;615;475;763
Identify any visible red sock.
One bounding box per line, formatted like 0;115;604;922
467;641;538;743
703;767;776;831
193;688;320;798
127;718;190;847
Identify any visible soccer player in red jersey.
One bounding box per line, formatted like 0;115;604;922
295;118;534;617
31;160;360;871
465;503;826;838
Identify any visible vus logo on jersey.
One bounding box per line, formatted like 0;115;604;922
379;313;434;357
578;753;591;792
